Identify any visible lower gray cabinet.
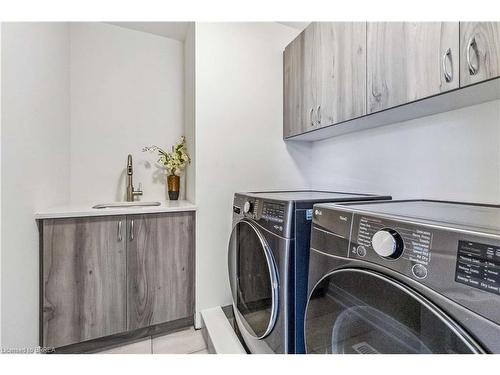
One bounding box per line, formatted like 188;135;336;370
42;216;126;348
41;211;195;348
127;212;195;330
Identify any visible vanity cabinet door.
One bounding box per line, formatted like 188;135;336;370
126;212;195;330
367;22;459;113
42;216;126;348
460;22;500;87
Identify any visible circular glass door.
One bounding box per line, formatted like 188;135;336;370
305;269;483;354
228;220;279;339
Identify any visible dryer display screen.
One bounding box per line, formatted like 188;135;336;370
455;240;500;295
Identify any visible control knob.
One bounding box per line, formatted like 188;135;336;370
243;201;253;214
371;229;404;259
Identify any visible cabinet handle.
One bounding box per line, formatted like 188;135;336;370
442;48;453;83
309;107;315;127
467;36;479;76
317;105;321;125
117;221;122;242
129;219;134;241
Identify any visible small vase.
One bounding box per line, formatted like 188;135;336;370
167;175;180;200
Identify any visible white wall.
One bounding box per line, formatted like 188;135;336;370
309;100;500;203
194;23;310;319
70;23;185;203
0;22;3;348
184;24;196;203
1;23;71;348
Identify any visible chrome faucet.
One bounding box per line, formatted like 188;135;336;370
126;154;143;202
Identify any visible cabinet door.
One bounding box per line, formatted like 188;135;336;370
303;22;322;131
42;216;126;348
460;22;500;87
283;32;305;138
367;22;459;113
127;212;195;330
317;22;367;126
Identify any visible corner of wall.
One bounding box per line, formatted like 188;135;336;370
0;21;3;348
184;23;196;204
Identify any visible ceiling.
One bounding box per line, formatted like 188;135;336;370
107;22;310;42
107;22;192;42
277;22;311;31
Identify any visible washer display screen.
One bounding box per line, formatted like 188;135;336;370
455;240;500;295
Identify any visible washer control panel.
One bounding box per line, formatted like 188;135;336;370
455;240;500;295
314;205;500;326
351;215;433;280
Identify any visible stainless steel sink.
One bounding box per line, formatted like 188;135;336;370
92;201;161;209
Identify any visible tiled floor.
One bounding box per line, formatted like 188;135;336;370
97;327;209;354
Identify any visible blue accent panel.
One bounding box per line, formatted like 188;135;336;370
293;209;313;353
306;209;313;221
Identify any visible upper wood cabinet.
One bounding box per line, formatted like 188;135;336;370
367;22;459;114
283;32;305;138
127;212;195;330
302;23;321;131
283;22;500;140
460;22;500;87
316;22;367;127
284;22;367;138
42;216;127;348
41;211;195;348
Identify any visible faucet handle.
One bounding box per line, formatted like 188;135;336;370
134;183;143;196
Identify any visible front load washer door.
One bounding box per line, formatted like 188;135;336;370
228;219;279;339
304;268;483;354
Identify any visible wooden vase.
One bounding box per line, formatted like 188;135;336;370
167;175;180;200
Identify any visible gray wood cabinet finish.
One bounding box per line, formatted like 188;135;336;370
303;22;321;131
127;212;195;330
42;216;126;348
460;22;500;87
317;22;367;126
284;22;367;138
367;22;459;114
283;32;305;138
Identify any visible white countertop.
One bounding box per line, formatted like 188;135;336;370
34;200;196;219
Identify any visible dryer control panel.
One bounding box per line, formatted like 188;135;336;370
233;193;292;237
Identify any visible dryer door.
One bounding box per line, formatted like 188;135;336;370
228;219;279;339
305;268;483;354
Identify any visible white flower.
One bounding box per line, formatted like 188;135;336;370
143;136;191;176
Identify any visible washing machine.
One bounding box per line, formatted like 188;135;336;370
305;199;500;354
227;190;391;354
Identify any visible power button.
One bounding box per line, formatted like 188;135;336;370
357;246;367;257
412;264;428;279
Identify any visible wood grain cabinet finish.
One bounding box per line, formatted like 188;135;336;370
316;22;367;127
126;212;195;330
302;22;322;132
460;22;500;87
367;22;459;114
42;216;126;348
41;211;195;348
283;32;305;138
284;22;367;138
